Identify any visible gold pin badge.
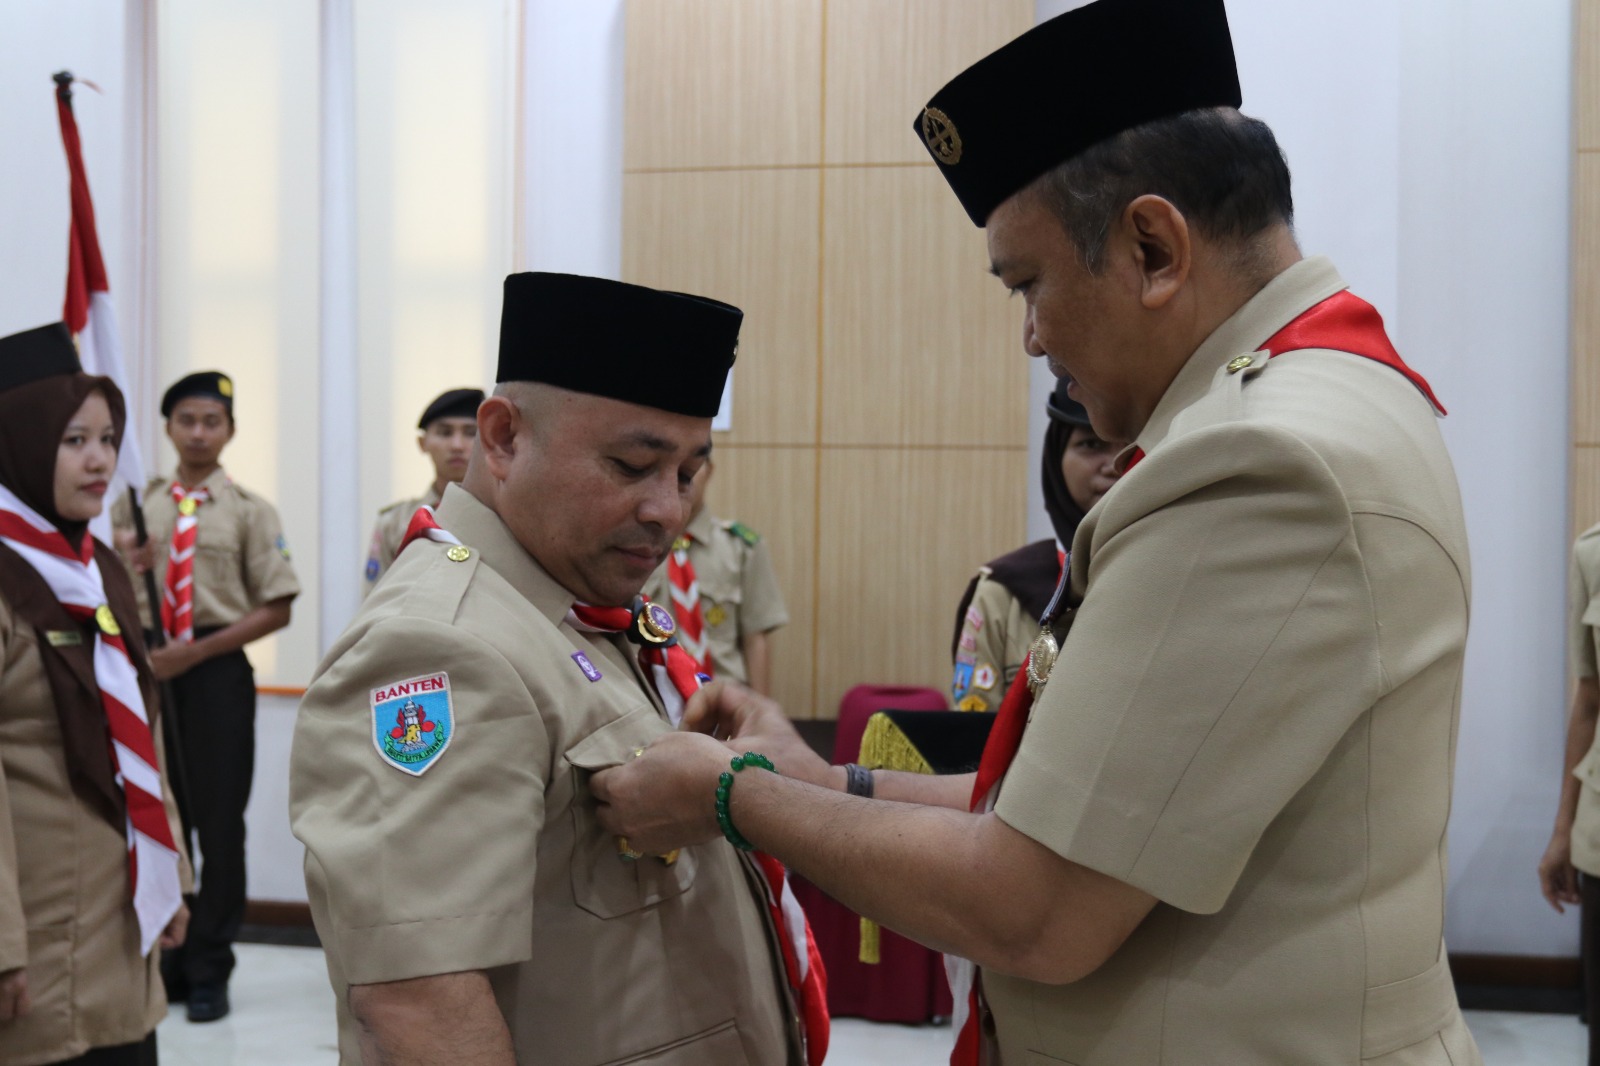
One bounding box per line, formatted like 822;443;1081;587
658;849;680;866
94;604;121;637
921;106;963;165
445;545;471;562
178;497;198;517
1226;355;1255;374
672;536;691;553
635;602;676;645
705;604;727;628
617;836;643;862
1025;628;1057;695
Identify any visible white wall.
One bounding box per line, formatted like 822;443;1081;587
1035;0;1576;956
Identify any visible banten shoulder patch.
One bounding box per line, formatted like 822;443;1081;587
372;672;454;776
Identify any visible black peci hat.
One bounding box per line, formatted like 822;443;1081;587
497;273;740;419
161;371;234;418
915;0;1242;226
0;323;80;392
418;388;485;430
1045;377;1092;427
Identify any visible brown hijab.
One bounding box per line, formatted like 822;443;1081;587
0;371;154;831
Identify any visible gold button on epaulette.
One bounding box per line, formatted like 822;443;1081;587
94;604;121;636
445;545;472;562
1227;355;1255;374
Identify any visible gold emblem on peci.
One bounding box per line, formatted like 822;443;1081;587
217;376;234;398
921;106;963;164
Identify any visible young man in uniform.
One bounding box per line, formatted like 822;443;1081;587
591;1;1482;1063
289;273;823;1066
362;387;483;595
113;371;299;1023
643;457;788;694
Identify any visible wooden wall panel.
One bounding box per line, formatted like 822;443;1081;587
813;448;1026;717
820;166;1027;447
1577;155;1600;444
824;0;1032;165
707;446;819;717
1580;0;1600;151
1576;448;1600;543
623;169;821;445
624;0;823;170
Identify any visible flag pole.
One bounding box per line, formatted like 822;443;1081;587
55;70;196;863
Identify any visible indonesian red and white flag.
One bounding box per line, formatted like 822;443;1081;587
56;77;147;503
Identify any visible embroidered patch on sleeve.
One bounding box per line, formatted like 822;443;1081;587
276;534;292;560
371;672;454;775
952;661;974;700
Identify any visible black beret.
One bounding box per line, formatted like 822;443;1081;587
915;0;1242;226
0;323;80;392
418;388;485;430
161;371;234;418
1045;378;1092;428
497;273;740;418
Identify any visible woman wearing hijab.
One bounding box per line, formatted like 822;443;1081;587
0;323;188;1066
949;380;1121;712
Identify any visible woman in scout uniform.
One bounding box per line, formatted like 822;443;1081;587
0;323;188;1066
112;370;299;1023
1539;520;1600;1060
949;380;1119;711
362;387;483;595
643;456;789;694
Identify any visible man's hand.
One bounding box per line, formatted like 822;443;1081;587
149;642;200;682
681;681;836;790
591;733;734;855
1539;830;1582;913
0;968;30;1024
161;902;190;950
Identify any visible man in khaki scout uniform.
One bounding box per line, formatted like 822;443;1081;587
291;273;805;1066
591;1;1483;1063
113;370;299;1023
363;387;483;596
1539;520;1600;1060
643;459;788;694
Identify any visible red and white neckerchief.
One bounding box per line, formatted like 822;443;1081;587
1122;288;1446;476
0;484;182;956
949;286;1448;1065
160;481;212;643
398;505;830;1065
667;535;711;675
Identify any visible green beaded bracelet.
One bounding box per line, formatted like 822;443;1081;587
715;751;777;851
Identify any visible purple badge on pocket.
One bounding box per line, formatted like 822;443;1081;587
572;652;602;682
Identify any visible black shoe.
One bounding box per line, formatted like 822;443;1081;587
186;984;230;1023
160;958;187;1004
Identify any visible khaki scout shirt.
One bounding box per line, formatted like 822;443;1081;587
290;485;799;1066
363;483;442;596
952;573;1039;712
985;258;1481;1065
643;507;788;684
0;585;187;1065
112;468;300;630
1566;524;1600;875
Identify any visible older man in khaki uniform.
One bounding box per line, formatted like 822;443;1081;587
591;1;1482;1063
362;388;483;595
291;273;813;1065
643;460;788;694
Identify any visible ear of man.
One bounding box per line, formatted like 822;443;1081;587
1122;195;1191;311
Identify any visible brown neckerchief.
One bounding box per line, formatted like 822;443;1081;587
0;538;156;833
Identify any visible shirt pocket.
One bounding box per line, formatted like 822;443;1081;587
697;571;742;633
564;708;697;919
598;1019;743;1065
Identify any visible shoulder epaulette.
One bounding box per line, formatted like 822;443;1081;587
723;520;761;546
378;497;417;517
395;542;480;624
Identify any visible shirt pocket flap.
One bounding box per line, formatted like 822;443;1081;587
564;708;697;917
